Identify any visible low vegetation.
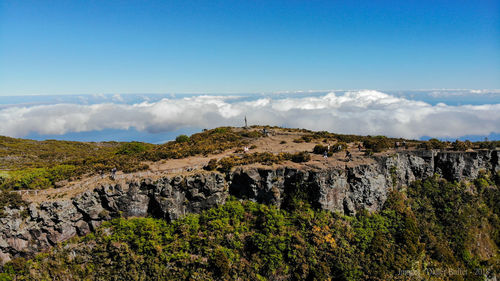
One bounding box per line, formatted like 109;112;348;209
0;127;259;190
0;190;27;218
1;127;499;191
3;172;498;280
144;127;249;161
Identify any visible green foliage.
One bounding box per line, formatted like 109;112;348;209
332;142;347;152
2;127;495;191
0;137;150;190
0;127;257;190
116;142;151;155
363;136;392;153
475;141;499;149
204;159;218;171
296;131;418;152
0;190;28;217
175;135;190;143
240;130;263;138
290;151;311;163
1;168;51;190
313;144;328;154
145;127;247;161
0;164;91;190
301;135;313;143
418;138;447;150
452;140;472;151
5;174;499;280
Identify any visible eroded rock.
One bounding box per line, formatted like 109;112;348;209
0;150;498;264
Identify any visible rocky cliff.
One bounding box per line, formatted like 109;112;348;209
1;150;499;263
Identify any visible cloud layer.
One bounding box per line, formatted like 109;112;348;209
1;90;499;139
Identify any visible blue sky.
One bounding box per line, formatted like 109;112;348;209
1;0;499;96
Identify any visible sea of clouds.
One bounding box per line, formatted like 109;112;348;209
1;90;499;140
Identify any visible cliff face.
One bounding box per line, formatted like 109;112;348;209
1;150;498;263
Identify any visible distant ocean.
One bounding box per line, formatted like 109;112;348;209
1;90;499;143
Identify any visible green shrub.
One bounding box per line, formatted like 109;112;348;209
47;165;78;183
476;141;498;149
331;142;347;152
175;135;190;143
240;131;263;138
116;142;150;155
301;135;313;143
313;144;327;154
452;140;472;151
1;169;51;190
291;151;310;163
418;138;447;150
0;191;28;217
204;159;218;171
363;136;391;152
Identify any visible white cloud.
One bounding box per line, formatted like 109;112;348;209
1;91;499;139
112;94;124;102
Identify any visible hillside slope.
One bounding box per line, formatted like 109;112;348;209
0;127;499;280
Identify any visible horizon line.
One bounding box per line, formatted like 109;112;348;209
2;88;500;97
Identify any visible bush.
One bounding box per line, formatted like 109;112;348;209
0;190;28;217
418;138;446;150
301;135;313;143
146;128;246;162
175;135;190;143
204;159;218;171
116;142;150;155
331;142;347;152
363;136;391;152
291;151;311;163
240;131;263;138
1;169;51;190
476;141;498;149
313;144;327;154
452;140;471;151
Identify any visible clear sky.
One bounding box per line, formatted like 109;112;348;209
0;0;499;96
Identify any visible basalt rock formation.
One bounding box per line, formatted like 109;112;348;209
1;150;498;263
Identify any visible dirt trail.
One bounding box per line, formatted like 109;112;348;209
21;130;393;203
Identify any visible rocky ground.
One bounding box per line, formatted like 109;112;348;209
1;128;499;264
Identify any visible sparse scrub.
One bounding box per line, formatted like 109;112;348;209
0;190;28;217
204;159;218;171
452;140;472;151
0;127;495;190
418;138;447;150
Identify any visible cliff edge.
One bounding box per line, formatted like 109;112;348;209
0;149;498;263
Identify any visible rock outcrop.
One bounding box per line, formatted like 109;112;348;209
1;150;498;263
